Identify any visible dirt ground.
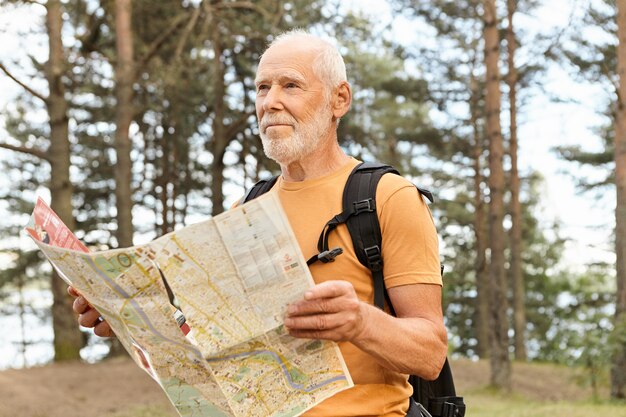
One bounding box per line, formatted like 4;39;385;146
0;357;598;417
0;357;177;417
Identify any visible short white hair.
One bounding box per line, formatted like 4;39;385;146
264;29;348;91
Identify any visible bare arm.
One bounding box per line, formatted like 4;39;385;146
284;280;447;380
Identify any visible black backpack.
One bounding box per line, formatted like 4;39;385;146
244;161;466;417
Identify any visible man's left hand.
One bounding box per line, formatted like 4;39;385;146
284;280;368;342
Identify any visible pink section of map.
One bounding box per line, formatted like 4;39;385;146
25;197;89;252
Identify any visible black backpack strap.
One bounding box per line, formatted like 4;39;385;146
410;358;455;407
340;164;464;416
410;358;465;417
342;161;399;310
241;175;279;204
314;161;432;309
416;185;434;204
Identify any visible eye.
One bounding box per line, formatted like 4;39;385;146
256;84;269;93
285;82;299;89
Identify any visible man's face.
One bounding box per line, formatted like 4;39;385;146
255;42;333;165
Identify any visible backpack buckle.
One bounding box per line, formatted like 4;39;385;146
353;198;375;214
317;247;343;263
363;245;382;270
435;399;465;417
441;401;460;417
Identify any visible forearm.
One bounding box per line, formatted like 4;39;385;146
352;302;448;380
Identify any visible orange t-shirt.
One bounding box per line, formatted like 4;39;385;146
272;158;442;417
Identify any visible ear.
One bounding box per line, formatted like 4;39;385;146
331;81;352;119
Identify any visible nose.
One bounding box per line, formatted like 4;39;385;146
262;85;284;112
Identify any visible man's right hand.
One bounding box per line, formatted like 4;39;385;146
67;286;115;337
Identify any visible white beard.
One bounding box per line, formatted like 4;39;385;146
259;104;332;165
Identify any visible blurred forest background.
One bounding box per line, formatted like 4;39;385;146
1;0;626;408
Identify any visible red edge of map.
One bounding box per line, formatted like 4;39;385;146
25;197;191;338
25;197;89;252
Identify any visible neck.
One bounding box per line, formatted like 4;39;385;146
279;136;350;182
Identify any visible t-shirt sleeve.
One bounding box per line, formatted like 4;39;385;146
377;175;442;288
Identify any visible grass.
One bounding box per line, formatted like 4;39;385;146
464;386;626;417
106;359;626;417
447;358;626;417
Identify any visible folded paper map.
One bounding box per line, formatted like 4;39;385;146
26;193;353;417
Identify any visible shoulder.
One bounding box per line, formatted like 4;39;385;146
375;172;437;231
377;171;414;192
376;172;430;209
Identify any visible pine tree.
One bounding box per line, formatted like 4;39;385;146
506;0;527;362
0;0;83;361
613;0;626;399
483;0;511;390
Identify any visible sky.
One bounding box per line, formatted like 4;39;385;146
0;0;616;273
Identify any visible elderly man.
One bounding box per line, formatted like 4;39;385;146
71;30;447;417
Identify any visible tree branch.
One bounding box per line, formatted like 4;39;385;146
213;1;272;21
174;4;202;61
225;110;255;139
137;13;189;72
18;0;45;6
0;63;47;103
0;142;50;162
270;7;285;30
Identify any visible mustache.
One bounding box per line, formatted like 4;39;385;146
260;114;297;131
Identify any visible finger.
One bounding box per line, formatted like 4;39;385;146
303;280;353;301
94;320;115;338
286;325;352;342
287;328;329;340
73;295;91;314
78;307;102;328
287;296;359;317
284;312;346;332
67;286;80;298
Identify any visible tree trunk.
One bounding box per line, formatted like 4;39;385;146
18;273;28;366
109;0;135;358
387;136;401;169
470;73;490;359
114;0;135;248
45;0;83;361
159;124;172;236
612;0;626;400
209;18;226;215
483;0;511;390
507;0;527;362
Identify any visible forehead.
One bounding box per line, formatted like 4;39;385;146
255;43;319;83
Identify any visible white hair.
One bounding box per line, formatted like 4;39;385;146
264;29;348;91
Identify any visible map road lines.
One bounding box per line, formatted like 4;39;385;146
28;193;353;417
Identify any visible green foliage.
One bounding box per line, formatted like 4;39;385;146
440;172;568;359
551;4;623;387
0;98;52;293
386;0;603;369
559;0;616;85
523;261;617;401
330;13;437;171
0;250;44;292
59;0;332;236
554;1;616;194
554;118;614;192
